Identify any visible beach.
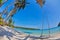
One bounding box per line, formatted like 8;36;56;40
0;26;40;40
0;26;60;40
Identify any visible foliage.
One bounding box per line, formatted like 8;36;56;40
0;16;3;25
8;18;14;28
58;22;60;27
15;26;40;30
0;0;2;4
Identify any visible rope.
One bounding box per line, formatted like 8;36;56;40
45;13;50;37
41;7;51;39
41;8;44;37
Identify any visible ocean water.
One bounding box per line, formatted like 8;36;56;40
14;26;60;35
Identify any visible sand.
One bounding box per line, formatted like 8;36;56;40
0;26;60;40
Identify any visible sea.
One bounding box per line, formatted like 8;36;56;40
14;26;60;36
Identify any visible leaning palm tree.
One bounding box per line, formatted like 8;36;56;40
0;0;8;7
8;17;14;28
0;0;2;6
0;13;4;26
4;0;28;22
0;0;2;4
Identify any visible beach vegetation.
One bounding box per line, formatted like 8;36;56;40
0;15;4;26
0;0;2;4
58;22;60;27
8;18;14;28
15;26;40;30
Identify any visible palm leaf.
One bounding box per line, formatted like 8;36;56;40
0;0;2;4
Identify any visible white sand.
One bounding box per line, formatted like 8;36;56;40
0;26;29;40
0;26;60;40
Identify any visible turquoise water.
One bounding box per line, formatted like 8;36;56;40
14;26;60;35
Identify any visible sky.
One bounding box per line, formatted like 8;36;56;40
0;0;60;29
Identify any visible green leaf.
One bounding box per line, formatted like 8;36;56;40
0;0;2;4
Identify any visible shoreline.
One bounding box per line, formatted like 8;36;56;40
0;26;40;40
0;26;60;40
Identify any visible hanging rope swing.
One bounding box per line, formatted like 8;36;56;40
36;0;51;39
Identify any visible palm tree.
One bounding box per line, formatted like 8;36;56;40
0;0;2;6
15;0;28;9
0;0;7;7
0;0;2;3
0;14;4;26
4;0;29;28
4;0;28;22
8;17;14;28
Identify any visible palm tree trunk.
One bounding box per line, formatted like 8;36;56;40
4;7;17;22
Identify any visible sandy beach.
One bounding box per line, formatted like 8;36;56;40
0;26;40;40
0;26;60;40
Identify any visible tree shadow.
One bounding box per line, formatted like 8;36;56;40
0;27;15;40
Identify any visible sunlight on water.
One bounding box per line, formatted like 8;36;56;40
14;26;60;35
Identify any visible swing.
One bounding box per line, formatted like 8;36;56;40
36;0;51;39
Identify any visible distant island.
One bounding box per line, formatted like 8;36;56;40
15;26;40;30
58;22;60;27
0;14;40;30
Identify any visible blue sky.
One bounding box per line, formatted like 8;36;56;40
0;0;60;29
